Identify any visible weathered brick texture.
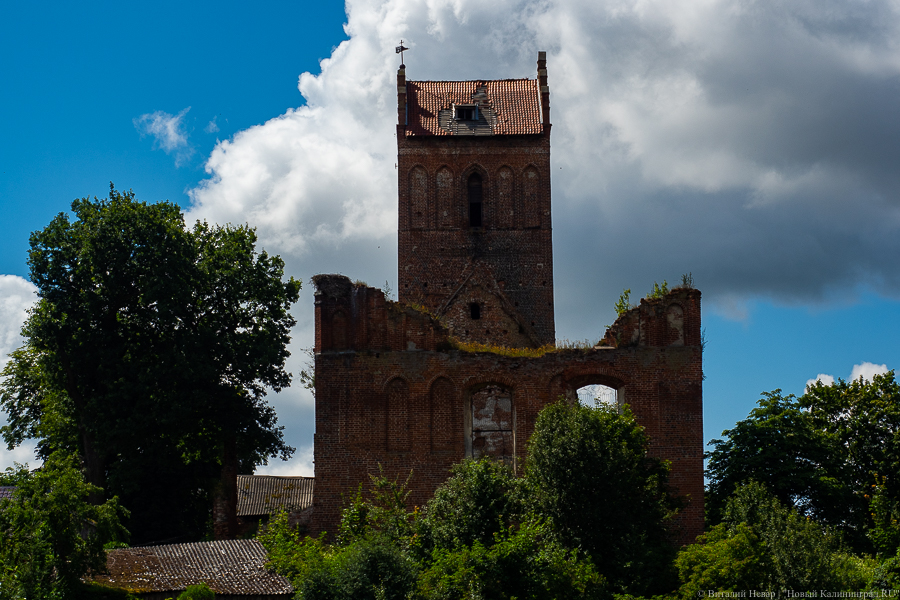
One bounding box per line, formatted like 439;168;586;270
311;276;704;546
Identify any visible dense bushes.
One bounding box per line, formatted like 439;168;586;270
0;452;129;600
261;389;900;599
261;401;679;600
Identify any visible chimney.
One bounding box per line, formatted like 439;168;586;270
397;66;407;130
537;51;550;130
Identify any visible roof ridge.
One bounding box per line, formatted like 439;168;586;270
409;78;536;83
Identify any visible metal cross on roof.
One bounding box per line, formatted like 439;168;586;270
395;40;409;66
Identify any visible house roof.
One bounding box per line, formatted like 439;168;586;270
237;475;314;517
0;487;15;501
95;539;292;596
406;79;543;137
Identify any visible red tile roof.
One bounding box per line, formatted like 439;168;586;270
406;79;543;136
94;539;292;596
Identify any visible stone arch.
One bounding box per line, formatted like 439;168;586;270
331;310;348;350
385;377;411;451
464;382;515;468
409;165;429;230
429;376;457;452
436;166;455;228
666;302;685;346
496;165;515;228
564;371;627;411
522;165;540;228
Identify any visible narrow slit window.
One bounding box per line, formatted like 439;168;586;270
468;173;483;227
470;303;481;320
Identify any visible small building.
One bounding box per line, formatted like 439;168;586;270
94;539;292;600
236;474;314;535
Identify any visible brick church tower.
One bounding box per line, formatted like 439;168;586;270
310;52;704;545
396;53;554;347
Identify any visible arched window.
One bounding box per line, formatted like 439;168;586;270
468;384;514;468
577;384;617;408
467;173;483;227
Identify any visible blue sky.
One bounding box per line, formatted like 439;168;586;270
2;0;899;475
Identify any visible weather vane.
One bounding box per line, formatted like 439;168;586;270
395;40;409;66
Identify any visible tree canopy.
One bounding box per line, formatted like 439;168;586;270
706;372;900;554
524;401;681;595
0;452;129;600
0;186;301;543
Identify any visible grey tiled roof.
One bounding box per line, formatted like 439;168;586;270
95;539;292;596
237;475;313;517
0;487;15;500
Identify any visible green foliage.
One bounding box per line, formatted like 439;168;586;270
614;289;632;316
705;390;836;525
416;458;523;554
674;522;765;598
679;272;694;289
677;482;873;598
261;511;417;600
262;456;615;599
176;583;215;599
646;280;669;299
871;547;900;592
0;452;129;600
867;476;900;558
338;467;415;547
707;374;900;554
418;519;607;600
524;401;680;595
0;463;30;486
0;185;300;543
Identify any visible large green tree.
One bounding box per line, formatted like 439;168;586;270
706;373;900;554
524;401;681;595
0;186;300;542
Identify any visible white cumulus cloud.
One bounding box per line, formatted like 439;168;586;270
134;107;194;166
183;0;900;468
850;361;890;382
0;275;37;371
0;276;38;472
806;373;835;390
186;0;900;332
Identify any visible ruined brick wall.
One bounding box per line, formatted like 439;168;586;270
311;275;704;546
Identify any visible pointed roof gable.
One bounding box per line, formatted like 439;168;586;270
437;261;543;348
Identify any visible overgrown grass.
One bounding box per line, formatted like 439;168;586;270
449;337;598;357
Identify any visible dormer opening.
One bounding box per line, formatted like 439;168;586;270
468;173;483;227
454;104;478;121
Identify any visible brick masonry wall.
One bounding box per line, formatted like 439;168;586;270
397;134;555;347
311;276;704;546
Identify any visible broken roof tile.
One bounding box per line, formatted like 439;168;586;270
406;79;543;136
